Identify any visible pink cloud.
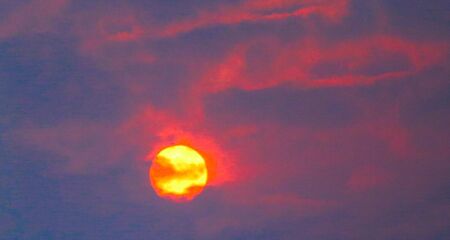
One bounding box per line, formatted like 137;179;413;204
69;0;350;58
0;0;70;39
200;35;448;91
346;165;392;192
2;1;449;238
160;0;350;38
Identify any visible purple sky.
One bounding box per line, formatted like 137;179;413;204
1;0;449;239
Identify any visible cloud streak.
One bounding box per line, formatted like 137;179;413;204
1;0;449;239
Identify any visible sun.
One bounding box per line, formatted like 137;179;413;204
149;145;208;202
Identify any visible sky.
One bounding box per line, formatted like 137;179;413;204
0;0;449;239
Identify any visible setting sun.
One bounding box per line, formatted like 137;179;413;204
149;145;208;202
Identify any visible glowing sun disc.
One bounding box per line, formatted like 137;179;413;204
149;145;208;201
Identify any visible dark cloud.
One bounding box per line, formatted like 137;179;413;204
205;86;359;128
1;0;449;239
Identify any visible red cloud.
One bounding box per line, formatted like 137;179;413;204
160;0;349;37
70;0;350;59
201;35;448;91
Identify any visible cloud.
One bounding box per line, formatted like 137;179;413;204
67;0;351;72
0;0;70;40
2;0;449;239
201;35;448;91
159;0;350;38
6;120;129;175
346;165;392;192
204;86;360;128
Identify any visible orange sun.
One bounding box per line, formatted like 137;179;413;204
149;145;208;202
